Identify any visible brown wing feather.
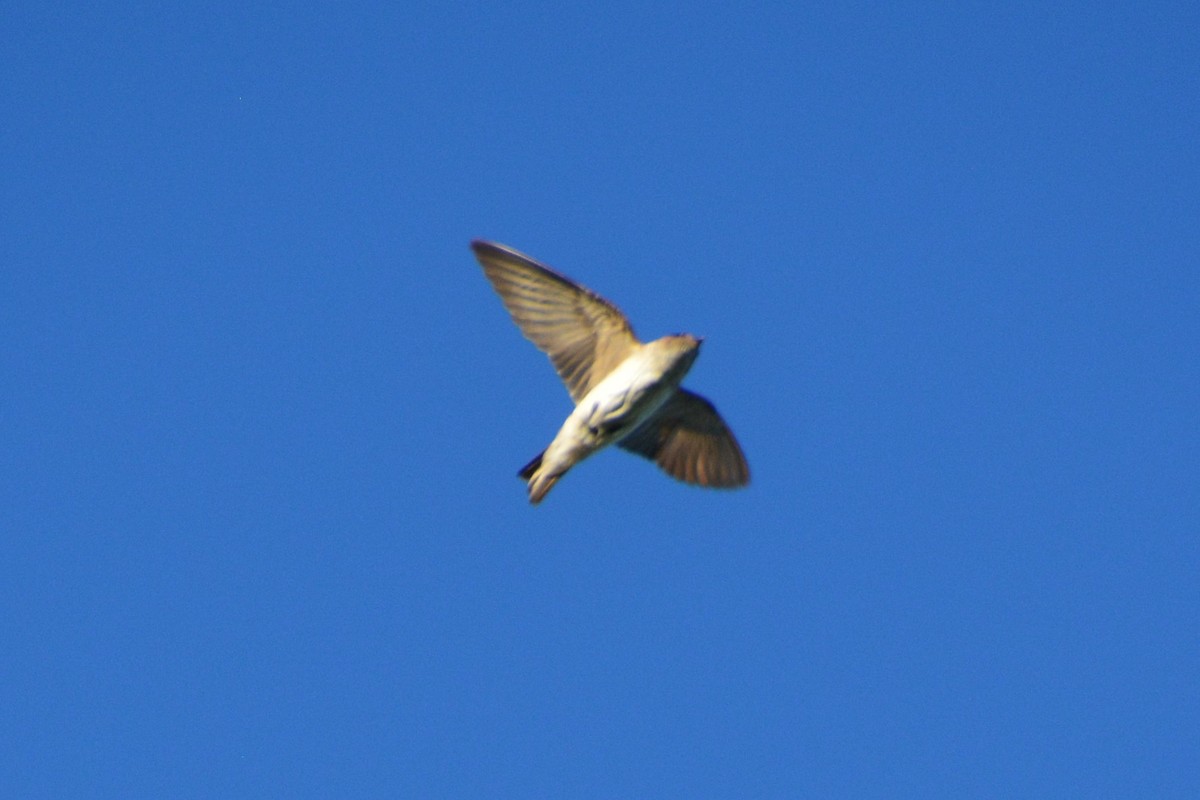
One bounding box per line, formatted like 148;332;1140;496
471;241;639;401
618;389;750;488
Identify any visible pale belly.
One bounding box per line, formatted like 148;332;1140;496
571;359;680;446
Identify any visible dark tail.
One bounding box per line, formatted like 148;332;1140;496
518;450;544;480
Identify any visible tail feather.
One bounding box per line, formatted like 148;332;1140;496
527;473;559;505
518;451;544;480
517;450;561;505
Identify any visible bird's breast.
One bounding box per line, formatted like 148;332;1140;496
573;354;683;444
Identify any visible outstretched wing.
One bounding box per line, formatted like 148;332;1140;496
618;389;750;488
471;241;640;402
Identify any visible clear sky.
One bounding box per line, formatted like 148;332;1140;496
3;1;1197;796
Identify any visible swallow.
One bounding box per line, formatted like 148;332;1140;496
471;240;749;505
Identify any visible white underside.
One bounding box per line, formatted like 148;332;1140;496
538;349;689;479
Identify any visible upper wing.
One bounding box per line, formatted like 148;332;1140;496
618;389;750;488
471;241;640;402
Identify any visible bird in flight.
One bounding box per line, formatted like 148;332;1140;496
471;240;749;504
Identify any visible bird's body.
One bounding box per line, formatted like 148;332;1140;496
471;241;749;504
520;335;700;503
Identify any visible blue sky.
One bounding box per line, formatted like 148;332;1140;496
3;1;1197;796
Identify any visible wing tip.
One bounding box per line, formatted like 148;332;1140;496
471;239;516;260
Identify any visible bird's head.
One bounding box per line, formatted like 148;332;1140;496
666;333;703;351
652;334;703;378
